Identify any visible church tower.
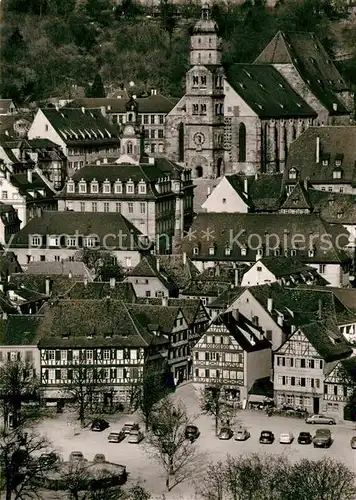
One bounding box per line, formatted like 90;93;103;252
118;96;144;164
185;3;225;178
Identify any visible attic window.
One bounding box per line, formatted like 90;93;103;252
114;181;123;194
333;169;342;179
193;246;199;255
67;182;75;193
79;181;87;193
308;249;315;257
289;168;297;180
241;247;247;256
225;246;231;256
337;212;343;219
91;181;98;193
322;159;329;166
274;249;280;256
209;246;215;256
257;248;263;257
291;249;297;256
335;159;342;167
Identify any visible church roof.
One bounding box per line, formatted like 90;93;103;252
254;31;350;115
226;64;316;118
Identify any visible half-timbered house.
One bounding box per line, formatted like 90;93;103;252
323;356;356;420
274;320;352;418
192;310;272;402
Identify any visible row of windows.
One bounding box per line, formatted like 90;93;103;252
277;376;320;388
289;167;343;180
0;351;33;362
192;104;207;115
191;74;224;88
195;368;243;380
45;348;140;361
192;245;319;259
26;255;133;267
114;114;165;125
324;384;348;397
77;201;147;214
170;345;189;359
68;180;147;195
68;147;119;156
276;357;324;369
43;367;140;381
194;351;243;363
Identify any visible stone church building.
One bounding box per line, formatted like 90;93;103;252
165;4;353;178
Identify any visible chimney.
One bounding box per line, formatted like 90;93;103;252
45;278;51;296
68;270;72;279
27;169;33;183
182;252;187;265
316;137;320;164
267;297;273;313
277;314;284;327
232;309;239;322
81;107;85;114
162;296;168;307
156;258;160;272
110;277;116;289
243;177;248;196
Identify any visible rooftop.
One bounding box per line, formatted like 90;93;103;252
25;261;91;279
70;93;177;114
65;281;136;302
299;320;352;362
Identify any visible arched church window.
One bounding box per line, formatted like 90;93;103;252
193;104;199;115
209;38;212;46
198;53;201;64
208;53;212;61
178;123;184;162
200;104;207;115
219;104;223;114
193;76;199;86
128;113;133;122
238;123;246;162
201;76;207;86
127;142;133;154
198;38;201;44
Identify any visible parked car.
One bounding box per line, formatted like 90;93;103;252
350;436;356;449
235;428;250;441
218;427;233;440
305;414;335;425
185;425;200;442
69;451;85;462
279;432;294;444
297;431;312;444
121;422;139;435
313;429;332;448
259;430;274;444
108;431;126;443
128;430;144;444
91;419;110;432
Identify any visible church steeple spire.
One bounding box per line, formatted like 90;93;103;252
190;2;221;66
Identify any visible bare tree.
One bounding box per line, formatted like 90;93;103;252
195;460;225;500
0;359;41;429
64;365;102;428
138;367;168;430
145;398;196;491
199;383;234;436
0;426;58;500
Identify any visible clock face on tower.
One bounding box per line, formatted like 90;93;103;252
125;125;134;135
194;132;205;145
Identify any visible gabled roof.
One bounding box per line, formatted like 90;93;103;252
339;356;356;382
127;255;176;292
249;283;356;327
182;212;351;264
280;182;313;211
285;126;356;186
255;256;321;279
128;304;181;334
10;172;57;201
65;281;136;302
298;320;352;362
154;255;200;289
7;285;48;303
40;108;119;146
212;310;271;352
25;261;91;279
10;211;143;250
248;174;284;211
207;286;245;310
70;93;177;114
0;100;15;114
308;190;356;225
327;288;356;314
36;300;162;348
135;297;208;325
254;31;350;114
226;64;316;118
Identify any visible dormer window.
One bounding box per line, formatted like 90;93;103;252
114;181;123;194
79;180;87;193
274;248;280;256
257;248;263;258
139;181;147;194
67;181;75;193
291;249;297;256
308;249;315;257
225;246;231;256
31;235;42;246
103;181;111;193
193;246;199;255
126;181;134;194
241;247;247;256
91;180;98;193
209;246;215;256
333;169;342;179
289;168;297;180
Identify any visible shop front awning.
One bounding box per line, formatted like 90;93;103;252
248;394;266;404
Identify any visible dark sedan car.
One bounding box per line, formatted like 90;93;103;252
298;432;312;444
218;427;234;440
91;419;110;432
259;430;274;444
185;425;200;442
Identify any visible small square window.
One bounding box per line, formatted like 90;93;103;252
222;198;226;204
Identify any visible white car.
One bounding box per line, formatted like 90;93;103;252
279;432;294;444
